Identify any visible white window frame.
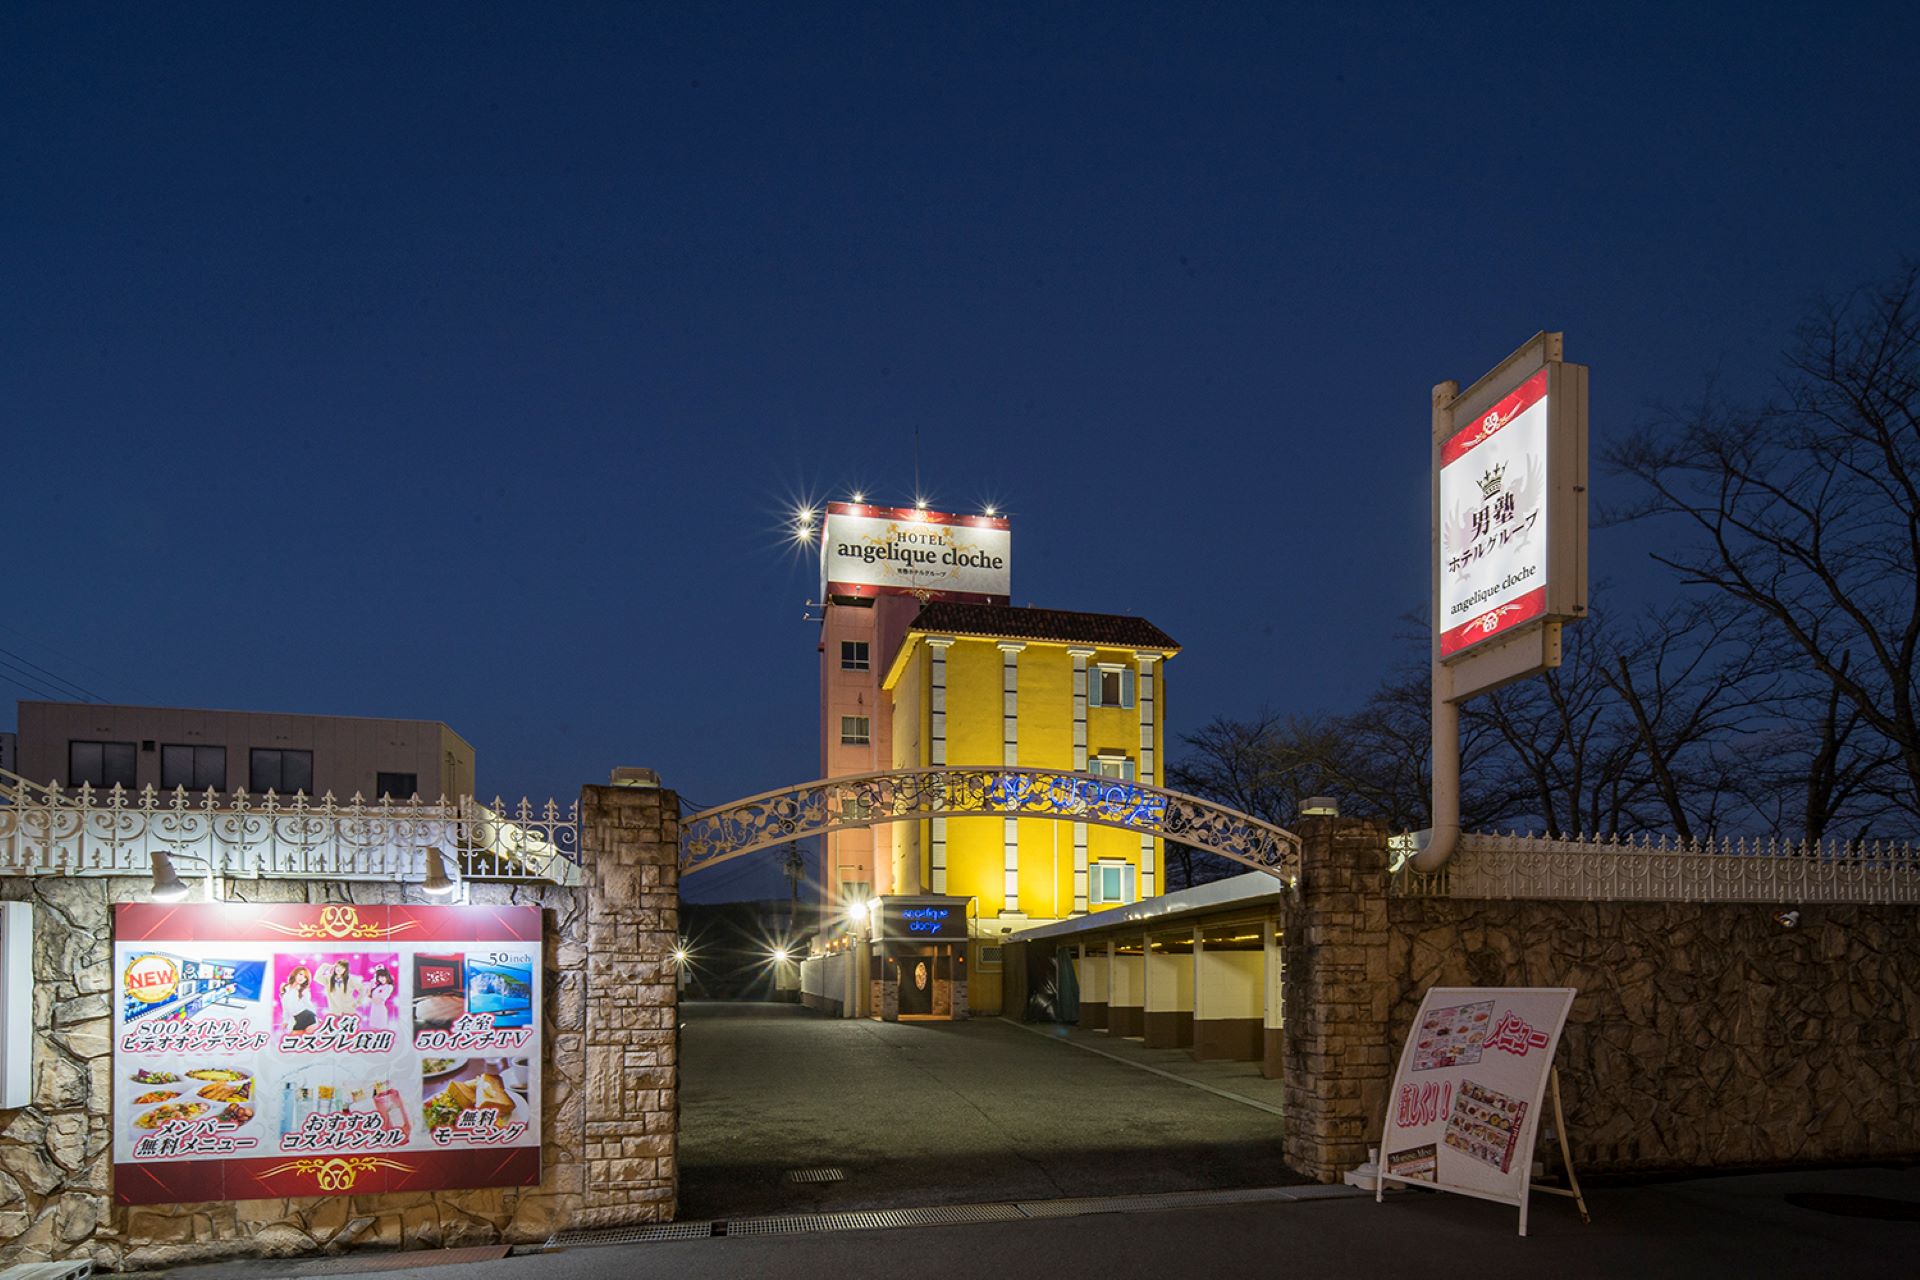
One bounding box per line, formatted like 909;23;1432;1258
1089;859;1136;906
840;715;871;746
1089;664;1134;709
1090;753;1135;781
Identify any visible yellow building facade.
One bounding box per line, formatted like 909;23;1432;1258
879;603;1179;1014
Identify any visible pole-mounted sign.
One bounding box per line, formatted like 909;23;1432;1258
1415;333;1588;871
1437;333;1588;696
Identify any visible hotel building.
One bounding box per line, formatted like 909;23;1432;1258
810;501;1177;1018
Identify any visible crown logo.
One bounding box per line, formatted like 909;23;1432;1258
1477;464;1505;500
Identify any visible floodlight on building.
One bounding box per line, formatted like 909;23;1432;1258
149;852;190;903
672;945;690;964
983;505;997;516
846;899;870;924
771;946;791;964
422;846;457;896
850;491;865;504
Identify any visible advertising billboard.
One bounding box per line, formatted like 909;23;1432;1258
1377;986;1576;1234
1438;368;1553;657
821;502;1011;604
111;902;541;1205
1433;336;1588;696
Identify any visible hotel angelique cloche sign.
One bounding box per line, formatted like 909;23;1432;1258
1435;334;1588;694
821;501;1011;605
112;902;541;1205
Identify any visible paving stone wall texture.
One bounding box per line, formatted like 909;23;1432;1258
1387;895;1920;1172
1280;819;1920;1181
0;781;679;1270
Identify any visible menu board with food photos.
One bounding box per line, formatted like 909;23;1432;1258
1377;986;1576;1235
111;902;541;1205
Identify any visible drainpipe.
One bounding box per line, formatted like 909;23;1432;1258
1414;378;1462;874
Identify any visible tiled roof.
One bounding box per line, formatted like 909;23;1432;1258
909;602;1179;651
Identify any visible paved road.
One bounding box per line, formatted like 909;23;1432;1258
679;1001;1298;1218
172;1164;1920;1280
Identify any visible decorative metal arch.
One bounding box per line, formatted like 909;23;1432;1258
679;766;1301;887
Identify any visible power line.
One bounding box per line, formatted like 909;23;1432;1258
0;645;104;703
0;666;68;702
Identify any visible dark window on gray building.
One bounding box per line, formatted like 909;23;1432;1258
250;748;314;795
161;744;227;792
69;740;137;790
377;771;419;801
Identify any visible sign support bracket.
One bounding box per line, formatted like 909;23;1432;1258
1527;1066;1592;1225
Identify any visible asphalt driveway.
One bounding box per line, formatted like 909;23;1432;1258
679;1001;1299;1218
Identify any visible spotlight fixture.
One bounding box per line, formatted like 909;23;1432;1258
672;946;690;964
771;946;791;964
983;505;997;516
422;846;457;896
849;491;865;503
149;851;190;903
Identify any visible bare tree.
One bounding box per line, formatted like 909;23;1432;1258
1608;264;1920;831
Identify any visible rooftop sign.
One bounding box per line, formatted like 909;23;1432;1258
821;502;1010;605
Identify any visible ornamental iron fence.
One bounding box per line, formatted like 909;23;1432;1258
679;766;1303;886
1391;829;1920;905
0;766;580;886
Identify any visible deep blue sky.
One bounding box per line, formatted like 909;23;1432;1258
4;4;1915;899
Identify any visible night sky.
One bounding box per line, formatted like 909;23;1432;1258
5;5;1915;900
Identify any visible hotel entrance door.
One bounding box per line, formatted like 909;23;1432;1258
899;951;934;1016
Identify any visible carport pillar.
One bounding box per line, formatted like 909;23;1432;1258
1143;933;1193;1049
1080;941;1109;1028
579;781;682;1225
1277;817;1391;1183
1261;918;1284;1078
1107;938;1145;1037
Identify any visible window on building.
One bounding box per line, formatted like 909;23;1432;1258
977;945;1003;968
377;771;419;801
250;748;314;795
1089;665;1135;708
1090;860;1136;906
68;740;137;790
838;792;874;821
840;641;870;671
161;744;227;792
840;716;871;745
1090;753;1135;781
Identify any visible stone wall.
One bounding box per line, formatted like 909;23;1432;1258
1277;820;1920;1183
0;779;682;1269
1388;897;1920;1172
1277;817;1392;1182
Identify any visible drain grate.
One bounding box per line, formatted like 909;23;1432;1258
1785;1193;1920;1221
547;1182;1357;1251
785;1167;848;1184
292;1247;511;1275
1016;1185;1302;1219
729;1203;1026;1236
547;1221;717;1247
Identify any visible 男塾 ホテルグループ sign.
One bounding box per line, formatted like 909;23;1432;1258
1437;369;1553;657
821;502;1011;604
111;902;541;1205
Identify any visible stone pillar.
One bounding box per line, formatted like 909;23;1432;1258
1279;817;1391;1183
579;783;680;1225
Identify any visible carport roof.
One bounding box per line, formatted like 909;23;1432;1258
1007;871;1286;943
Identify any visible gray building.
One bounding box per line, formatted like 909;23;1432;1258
13;701;475;801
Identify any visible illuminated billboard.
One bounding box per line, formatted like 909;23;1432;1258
821;502;1011;604
111;902;542;1205
1437;361;1586;663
